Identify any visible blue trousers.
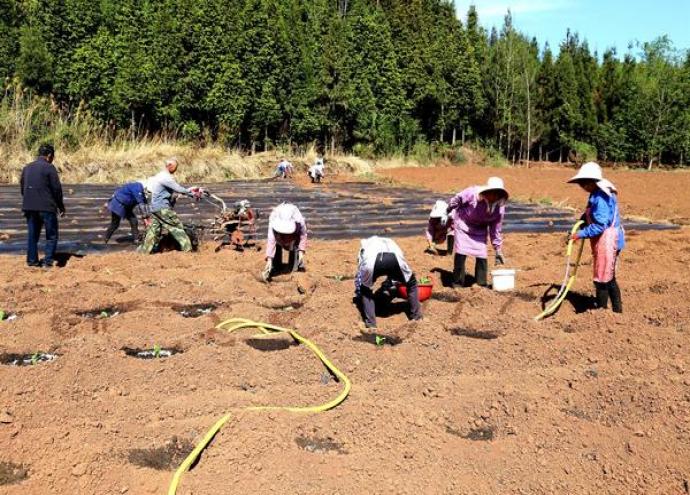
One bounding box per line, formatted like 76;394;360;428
25;211;59;266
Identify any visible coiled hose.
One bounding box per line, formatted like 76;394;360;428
534;221;585;321
168;318;351;495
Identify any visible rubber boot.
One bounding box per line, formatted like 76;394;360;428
452;254;467;288
608;279;623;313
475;258;488;287
594;282;609;309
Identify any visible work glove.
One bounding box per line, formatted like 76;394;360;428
426;241;438;255
495;252;506;266
261;259;272;282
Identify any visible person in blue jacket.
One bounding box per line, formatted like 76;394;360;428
104;180;148;244
568;162;625;313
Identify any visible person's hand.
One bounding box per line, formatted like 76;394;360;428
59;209;66;218
571;232;581;242
261;259;272;281
144;218;152;228
426;242;438;255
298;250;305;265
495;252;505;265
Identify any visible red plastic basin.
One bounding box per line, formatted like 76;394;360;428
396;282;433;302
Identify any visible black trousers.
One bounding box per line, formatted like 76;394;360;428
594;279;623;313
453;253;488;287
359;252;423;328
271;244;304;274
105;211;138;243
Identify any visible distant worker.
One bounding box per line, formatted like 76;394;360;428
262;203;307;281
567;162;625;313
20;143;65;268
104;180;148;244
354;236;423;329
139;158;202;254
308;157;325;183
447;177;508;288
274;158;294;179
425;200;454;255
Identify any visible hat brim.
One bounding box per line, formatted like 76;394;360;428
477;187;509;200
272;219;297;235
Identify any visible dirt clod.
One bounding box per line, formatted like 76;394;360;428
449;327;501;340
0;462;28;485
295;436;346;454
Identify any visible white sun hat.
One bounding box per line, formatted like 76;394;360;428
597;178;618;196
568;162;603;183
429;200;448;218
270;204;298;234
477;176;509;199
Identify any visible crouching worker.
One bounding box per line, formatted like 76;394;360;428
308;157;325;183
426;200;454;255
567;162;625;313
104;180;148;244
354;236;423;329
138;158;201;254
447;177;508;288
261;203;307;281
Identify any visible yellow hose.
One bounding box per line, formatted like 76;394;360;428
167;318;351;495
534;221;585;321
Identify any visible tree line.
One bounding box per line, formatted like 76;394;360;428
1;0;689;167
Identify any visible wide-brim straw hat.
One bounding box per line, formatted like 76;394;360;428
477;177;509;200
429;200;449;218
568;162;603;183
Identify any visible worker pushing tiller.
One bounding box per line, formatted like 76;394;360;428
354;236;423;329
261;203;308;281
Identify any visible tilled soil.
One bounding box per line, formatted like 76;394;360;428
379;164;690;224
1;227;689;494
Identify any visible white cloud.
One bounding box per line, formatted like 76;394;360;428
457;0;571;22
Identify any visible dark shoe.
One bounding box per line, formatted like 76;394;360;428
27;262;41;268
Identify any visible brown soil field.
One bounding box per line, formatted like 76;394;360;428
1;224;689;493
379;164;690;223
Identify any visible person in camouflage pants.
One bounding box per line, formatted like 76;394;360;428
138;208;192;253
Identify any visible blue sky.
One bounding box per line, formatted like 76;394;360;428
454;0;690;57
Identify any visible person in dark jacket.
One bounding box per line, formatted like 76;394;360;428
20;143;65;267
104;180;148;244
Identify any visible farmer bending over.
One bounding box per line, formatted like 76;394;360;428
447;177;508;288
274;158;294;179
139;158;202;254
354;236;423;329
425;200;454;255
104;180;148;245
308;157;325;183
567;162;625;313
262;203;307;281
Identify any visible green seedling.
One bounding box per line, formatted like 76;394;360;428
334;275;344;282
99;311;109;319
419;276;432;284
375;335;386;346
153;344;162;359
30;353;39;365
0;310;5;321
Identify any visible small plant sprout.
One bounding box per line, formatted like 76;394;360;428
153;344;162;359
30;353;39;365
419;276;432;284
99;311;109;319
0;310;5;321
375;335;386;346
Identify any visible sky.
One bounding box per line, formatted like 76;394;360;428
454;0;690;57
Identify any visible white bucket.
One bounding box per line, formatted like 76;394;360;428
491;269;516;291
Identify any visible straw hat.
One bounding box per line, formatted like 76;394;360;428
597;178;618;196
429;200;448;219
477;177;509;200
568;162;603;183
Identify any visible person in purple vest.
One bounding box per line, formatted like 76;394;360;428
447;177;508;288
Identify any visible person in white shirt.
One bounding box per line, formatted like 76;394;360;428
354;236;423;329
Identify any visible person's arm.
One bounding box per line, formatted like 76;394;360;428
489;205;505;252
161;173;193;196
265;224;276;259
426;220;434;242
578;196;609;239
448;188;471;212
20;168;25;197
297;222;308;252
135;185;147;205
49;166;65;214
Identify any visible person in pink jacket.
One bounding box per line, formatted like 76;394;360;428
261;203;307;281
447;177;508;288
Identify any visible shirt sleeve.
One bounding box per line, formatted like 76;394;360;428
425;220;434;241
162;174;192;195
265;224;276;259
294;208;308;251
489;206;505;251
49;166;65;212
579;196;609;238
